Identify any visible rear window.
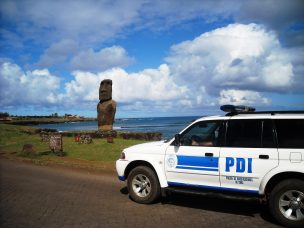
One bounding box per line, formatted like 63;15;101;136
226;119;275;148
275;119;304;149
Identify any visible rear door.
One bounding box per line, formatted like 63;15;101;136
219;118;279;193
275;118;304;166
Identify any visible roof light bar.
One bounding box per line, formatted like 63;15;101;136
220;105;256;113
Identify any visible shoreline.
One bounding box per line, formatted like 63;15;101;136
1;116;192;140
0;122;163;141
2;117;96;125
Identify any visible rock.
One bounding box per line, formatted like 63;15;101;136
21;144;36;155
52;130;162;141
95;130;117;138
79;135;93;144
118;132;162;141
107;137;114;143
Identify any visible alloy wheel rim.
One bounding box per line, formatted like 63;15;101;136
279;190;304;221
132;174;152;198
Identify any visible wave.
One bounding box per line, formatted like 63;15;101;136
116;118;129;122
119;123;185;129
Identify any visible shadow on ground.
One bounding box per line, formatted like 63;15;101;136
120;187;281;227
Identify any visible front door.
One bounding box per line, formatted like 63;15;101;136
165;120;224;188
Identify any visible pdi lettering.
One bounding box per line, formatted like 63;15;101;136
225;157;252;173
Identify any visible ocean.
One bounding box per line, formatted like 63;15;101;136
32;116;200;140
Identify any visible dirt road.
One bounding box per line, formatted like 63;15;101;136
0;159;280;227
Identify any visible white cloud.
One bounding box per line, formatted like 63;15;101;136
0;62;60;107
237;0;304;32
1;22;303;114
166;23;295;94
261;53;293;88
0;0;143;46
218;89;271;106
70;46;135;71
2;0;303;44
0;61;188;113
288;47;304;92
139;0;240;29
64;64;188;104
37;39;79;68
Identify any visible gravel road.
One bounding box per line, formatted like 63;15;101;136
0;159;281;227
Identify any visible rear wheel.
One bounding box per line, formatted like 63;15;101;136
269;179;304;227
127;166;160;204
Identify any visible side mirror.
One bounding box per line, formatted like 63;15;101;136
174;134;181;146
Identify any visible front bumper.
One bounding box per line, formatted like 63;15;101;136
116;159;130;181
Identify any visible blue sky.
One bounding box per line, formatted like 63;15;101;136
0;0;304;118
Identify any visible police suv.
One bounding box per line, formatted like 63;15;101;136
116;105;304;227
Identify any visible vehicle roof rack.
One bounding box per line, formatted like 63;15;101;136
220;105;304;116
225;110;304;116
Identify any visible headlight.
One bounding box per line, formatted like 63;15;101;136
119;152;126;160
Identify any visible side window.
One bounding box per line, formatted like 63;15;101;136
180;121;223;147
226;119;275;148
275;119;304;149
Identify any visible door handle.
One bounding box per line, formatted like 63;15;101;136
205;153;213;157
259;155;269;159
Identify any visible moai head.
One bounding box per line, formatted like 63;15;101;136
99;79;112;101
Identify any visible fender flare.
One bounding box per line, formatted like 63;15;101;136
259;166;304;195
125;158;168;188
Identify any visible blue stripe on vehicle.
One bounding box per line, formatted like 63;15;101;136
177;155;219;168
176;166;218;172
118;176;125;181
167;181;259;195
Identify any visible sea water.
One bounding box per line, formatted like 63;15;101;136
33;116;200;139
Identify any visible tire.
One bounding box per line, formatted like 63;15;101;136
269;179;304;228
127;166;161;204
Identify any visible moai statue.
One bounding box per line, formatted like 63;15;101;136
97;79;116;131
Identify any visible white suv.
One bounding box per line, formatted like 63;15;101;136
116;105;304;227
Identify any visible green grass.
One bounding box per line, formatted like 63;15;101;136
63;136;143;161
0;124;48;153
0;124;145;162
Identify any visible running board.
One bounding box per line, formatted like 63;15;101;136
163;186;261;202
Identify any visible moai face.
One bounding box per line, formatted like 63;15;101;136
99;79;112;101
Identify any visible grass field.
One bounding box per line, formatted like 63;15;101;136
0;124;146;169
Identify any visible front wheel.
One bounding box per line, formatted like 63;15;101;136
269;179;304;228
127;166;160;204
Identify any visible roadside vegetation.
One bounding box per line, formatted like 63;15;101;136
0;124;145;171
0;112;96;125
